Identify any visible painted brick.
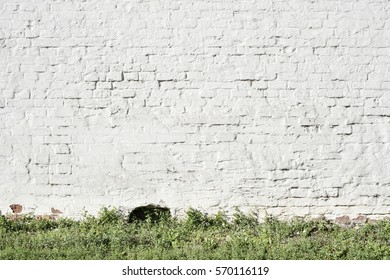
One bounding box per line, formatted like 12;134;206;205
0;0;389;220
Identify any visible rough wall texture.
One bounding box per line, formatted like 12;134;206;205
0;0;389;219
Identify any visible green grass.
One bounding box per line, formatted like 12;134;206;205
0;207;389;260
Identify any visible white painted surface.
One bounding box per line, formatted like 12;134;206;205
0;0;389;218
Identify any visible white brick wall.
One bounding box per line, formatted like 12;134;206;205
0;0;389;219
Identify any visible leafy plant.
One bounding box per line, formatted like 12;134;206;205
0;208;389;260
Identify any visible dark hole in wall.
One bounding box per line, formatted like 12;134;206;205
128;205;171;223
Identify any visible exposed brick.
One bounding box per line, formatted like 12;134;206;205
10;204;23;214
335;216;351;226
51;207;63;214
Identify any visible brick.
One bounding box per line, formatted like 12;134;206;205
124;72;139;81
107;71;123;82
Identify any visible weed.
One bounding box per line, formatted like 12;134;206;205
0;209;389;260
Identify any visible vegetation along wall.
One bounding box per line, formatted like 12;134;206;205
0;0;389;219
